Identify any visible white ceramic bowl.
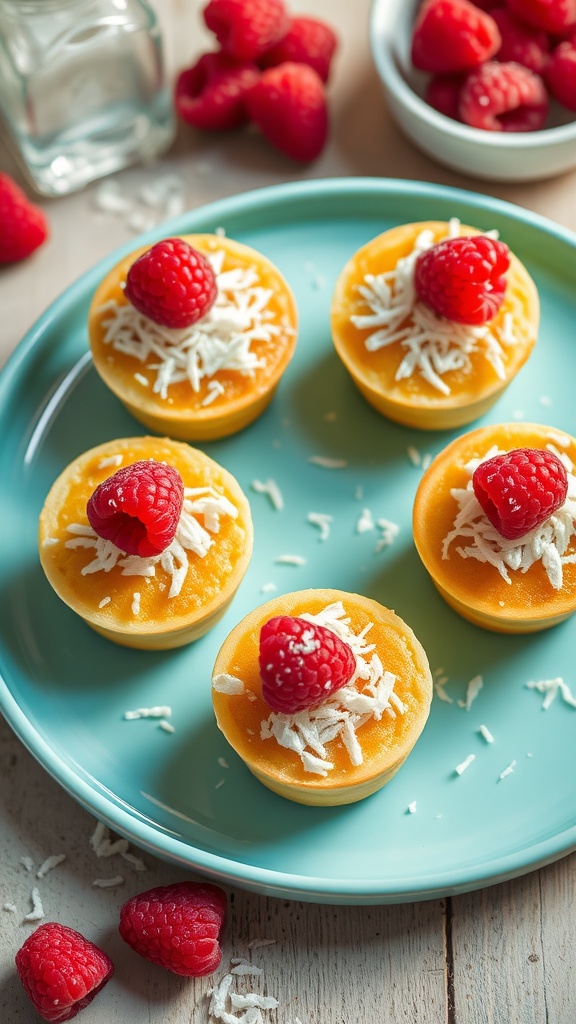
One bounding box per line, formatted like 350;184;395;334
370;0;576;182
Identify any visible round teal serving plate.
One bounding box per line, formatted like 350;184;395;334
1;178;576;905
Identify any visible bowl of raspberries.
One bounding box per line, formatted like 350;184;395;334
370;0;576;180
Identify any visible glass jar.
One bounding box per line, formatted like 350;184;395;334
0;0;175;196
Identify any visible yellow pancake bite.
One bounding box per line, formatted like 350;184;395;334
88;234;298;441
212;589;433;806
38;436;253;649
330;220;539;430
413;423;576;633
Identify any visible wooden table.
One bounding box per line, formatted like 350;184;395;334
1;2;575;1021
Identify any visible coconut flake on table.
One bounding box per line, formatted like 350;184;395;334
479;724;495;743
24;887;44;922
458;674;483;710
258;601;406;776
351;218;518;394
274;554;307;566
124;706;172;720
356;508;374;534
307;512;333;541
65;486;238;599
251;478;284;511
308;455;348;469
36;854;66;879
498;760;517;781
375;519;400;551
442;444;576;590
526;676;576;710
454;753;475;776
97;248;288;400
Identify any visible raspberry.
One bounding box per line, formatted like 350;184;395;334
175;51;260;130
119;882;226;977
411;0;501;75
0;172;49;264
547;39;576;110
259;615;356;714
425;74;465;119
505;0;576;35
258;16;338;83
87;460;184;557
414;235;510;325
470;0;500;8
15;922;113;1022
459;60;549;131
246;62;328;161
203;0;289;61
124;238;217;329
472;448;569;541
492;8;550;75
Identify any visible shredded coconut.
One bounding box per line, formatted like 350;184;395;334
251;478;284;511
351;219;518;394
479;724;495;743
356;508;374;533
3;903;17;913
455;753;475;776
274;554;307;566
308;455;347;469
20;856;34;872
375;518;400;551
124;706;172;720
213;673;245;695
407;801;417;814
526;676;576;709
259;602;405;776
90;823;147;871
24;888;44;922
36;854;66;879
499;760;517;780
442;444;576;590
65;486;238;600
92;876;125;888
159;719;175;733
407;446;421;467
434;675;453;703
458;674;483;710
98;248;286;400
261;582;277;593
307;512;332;541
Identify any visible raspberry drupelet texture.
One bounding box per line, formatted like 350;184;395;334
259;615;356;714
119;881;227;977
491;8;551;75
258;15;338;82
15;922;114;1022
203;0;289;61
124;238;217;329
458;60;549;132
0;172;49;264
246;61;328;161
411;0;501;75
505;0;576;35
87;460;185;557
472;447;569;541
547;39;576;110
175;51;260;130
414;235;511;326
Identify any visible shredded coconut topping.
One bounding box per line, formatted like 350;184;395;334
98;249;285;400
526;676;576;710
65;485;237;600
259;601;406;776
307;512;333;541
442;444;576;589
251;478;284;511
351;219;518;394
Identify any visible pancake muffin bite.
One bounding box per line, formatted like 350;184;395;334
38;437;253;649
330;219;539;430
413;423;576;633
212;589;433;806
88;235;298;440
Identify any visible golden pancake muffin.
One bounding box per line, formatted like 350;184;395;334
413;423;576;633
331;220;539;430
88;235;298;440
212;589;433;806
39;436;253;649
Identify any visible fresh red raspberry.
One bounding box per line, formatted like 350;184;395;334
472;448;569;541
258;16;338;83
546;39;576;109
203;0;289;61
87;460;184;557
425;74;465;119
505;0;576;35
175;51;260;130
259;615;356;714
414;235;510;325
0;172;49;264
119;882;226;977
124;238;217;329
492;8;550;75
411;0;501;75
246;62;328;161
470;0;500;8
15;922;113;1022
459;60;549;131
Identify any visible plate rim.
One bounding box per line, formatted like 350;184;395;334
2;175;576;904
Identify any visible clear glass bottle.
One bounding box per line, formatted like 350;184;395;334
0;0;175;196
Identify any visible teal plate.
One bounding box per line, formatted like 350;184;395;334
1;178;576;905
